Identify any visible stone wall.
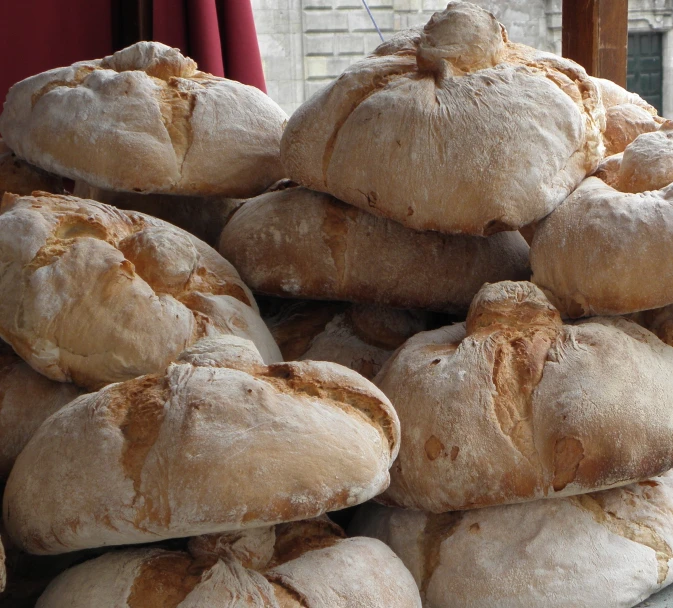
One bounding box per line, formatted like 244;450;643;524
253;0;671;116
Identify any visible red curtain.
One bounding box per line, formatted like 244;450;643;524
154;0;266;92
0;0;266;106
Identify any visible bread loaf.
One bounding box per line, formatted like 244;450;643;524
265;300;428;379
280;2;604;235
0;42;288;197
219;188;530;312
35;520;421;607
0;192;280;389
350;471;673;608
375;281;673;511
4;336;399;554
73;181;244;247
531;174;673;317
0;140;63;198
0;341;82;478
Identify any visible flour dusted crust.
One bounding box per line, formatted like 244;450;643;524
4;336;400;554
265;301;428;379
0;192;280;389
603;104;660;156
352;471;673;608
73;180;244;247
280;2;604;235
0;140;63;198
375;281;673;512
0;42;287;197
532;138;673;317
219;188;530;312
35;519;420;608
0;341;82;478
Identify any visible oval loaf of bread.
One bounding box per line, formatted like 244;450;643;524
376;281;673;511
4;336;400;554
280;2;603;235
220;187;530;313
0;42;287;197
0;192;280;389
351;471;673;608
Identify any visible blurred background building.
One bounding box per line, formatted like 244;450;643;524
251;0;673;116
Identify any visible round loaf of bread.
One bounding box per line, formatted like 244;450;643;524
0;192;280;389
4;336;400;554
0;341;82;479
264;300;429;379
351;471;673;608
280;2;604;235
219;188;530;312
602;103;660;156
531;167;673;317
36;519;420;607
0;42;287;197
375;281;673;512
0;140;63;199
73;180;244;247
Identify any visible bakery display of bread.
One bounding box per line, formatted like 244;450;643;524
220;187;530;312
280;2;603;235
0;42;288;197
0;192;280;389
4;336;400;554
35;519;421;608
1;2;672;604
73;181;244;247
532;125;673;317
351;471;673;608
264;300;429;379
0;340;82;479
0;140;64;199
375;281;673;511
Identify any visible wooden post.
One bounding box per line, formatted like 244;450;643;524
562;0;628;87
112;0;153;51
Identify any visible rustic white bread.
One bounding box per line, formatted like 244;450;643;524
591;76;660;112
0;42;288;197
280;2;604;235
531;174;673;317
0;341;82;478
351;471;673;608
375;281;673;512
4;335;400;554
264;300;428;379
0;192;280;389
616;122;673;193
36;519;421;607
592;151;623;188
73;180;244;247
219;188;530;312
603;103;660;156
0;140;63;198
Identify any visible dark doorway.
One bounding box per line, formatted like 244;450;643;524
627;31;664;113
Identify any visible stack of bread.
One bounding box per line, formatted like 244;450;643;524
0;1;672;606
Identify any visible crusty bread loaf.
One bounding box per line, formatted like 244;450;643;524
264;300;428;379
35;520;421;607
0;42;287;197
616;122;673;193
531;175;673;317
0;341;82;478
73;181;244;247
219;188;530;313
351;470;673;608
0;140;63;198
4;336;399;554
0;192;280;389
603;103;660;156
375;281;673;511
280;2;604;235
